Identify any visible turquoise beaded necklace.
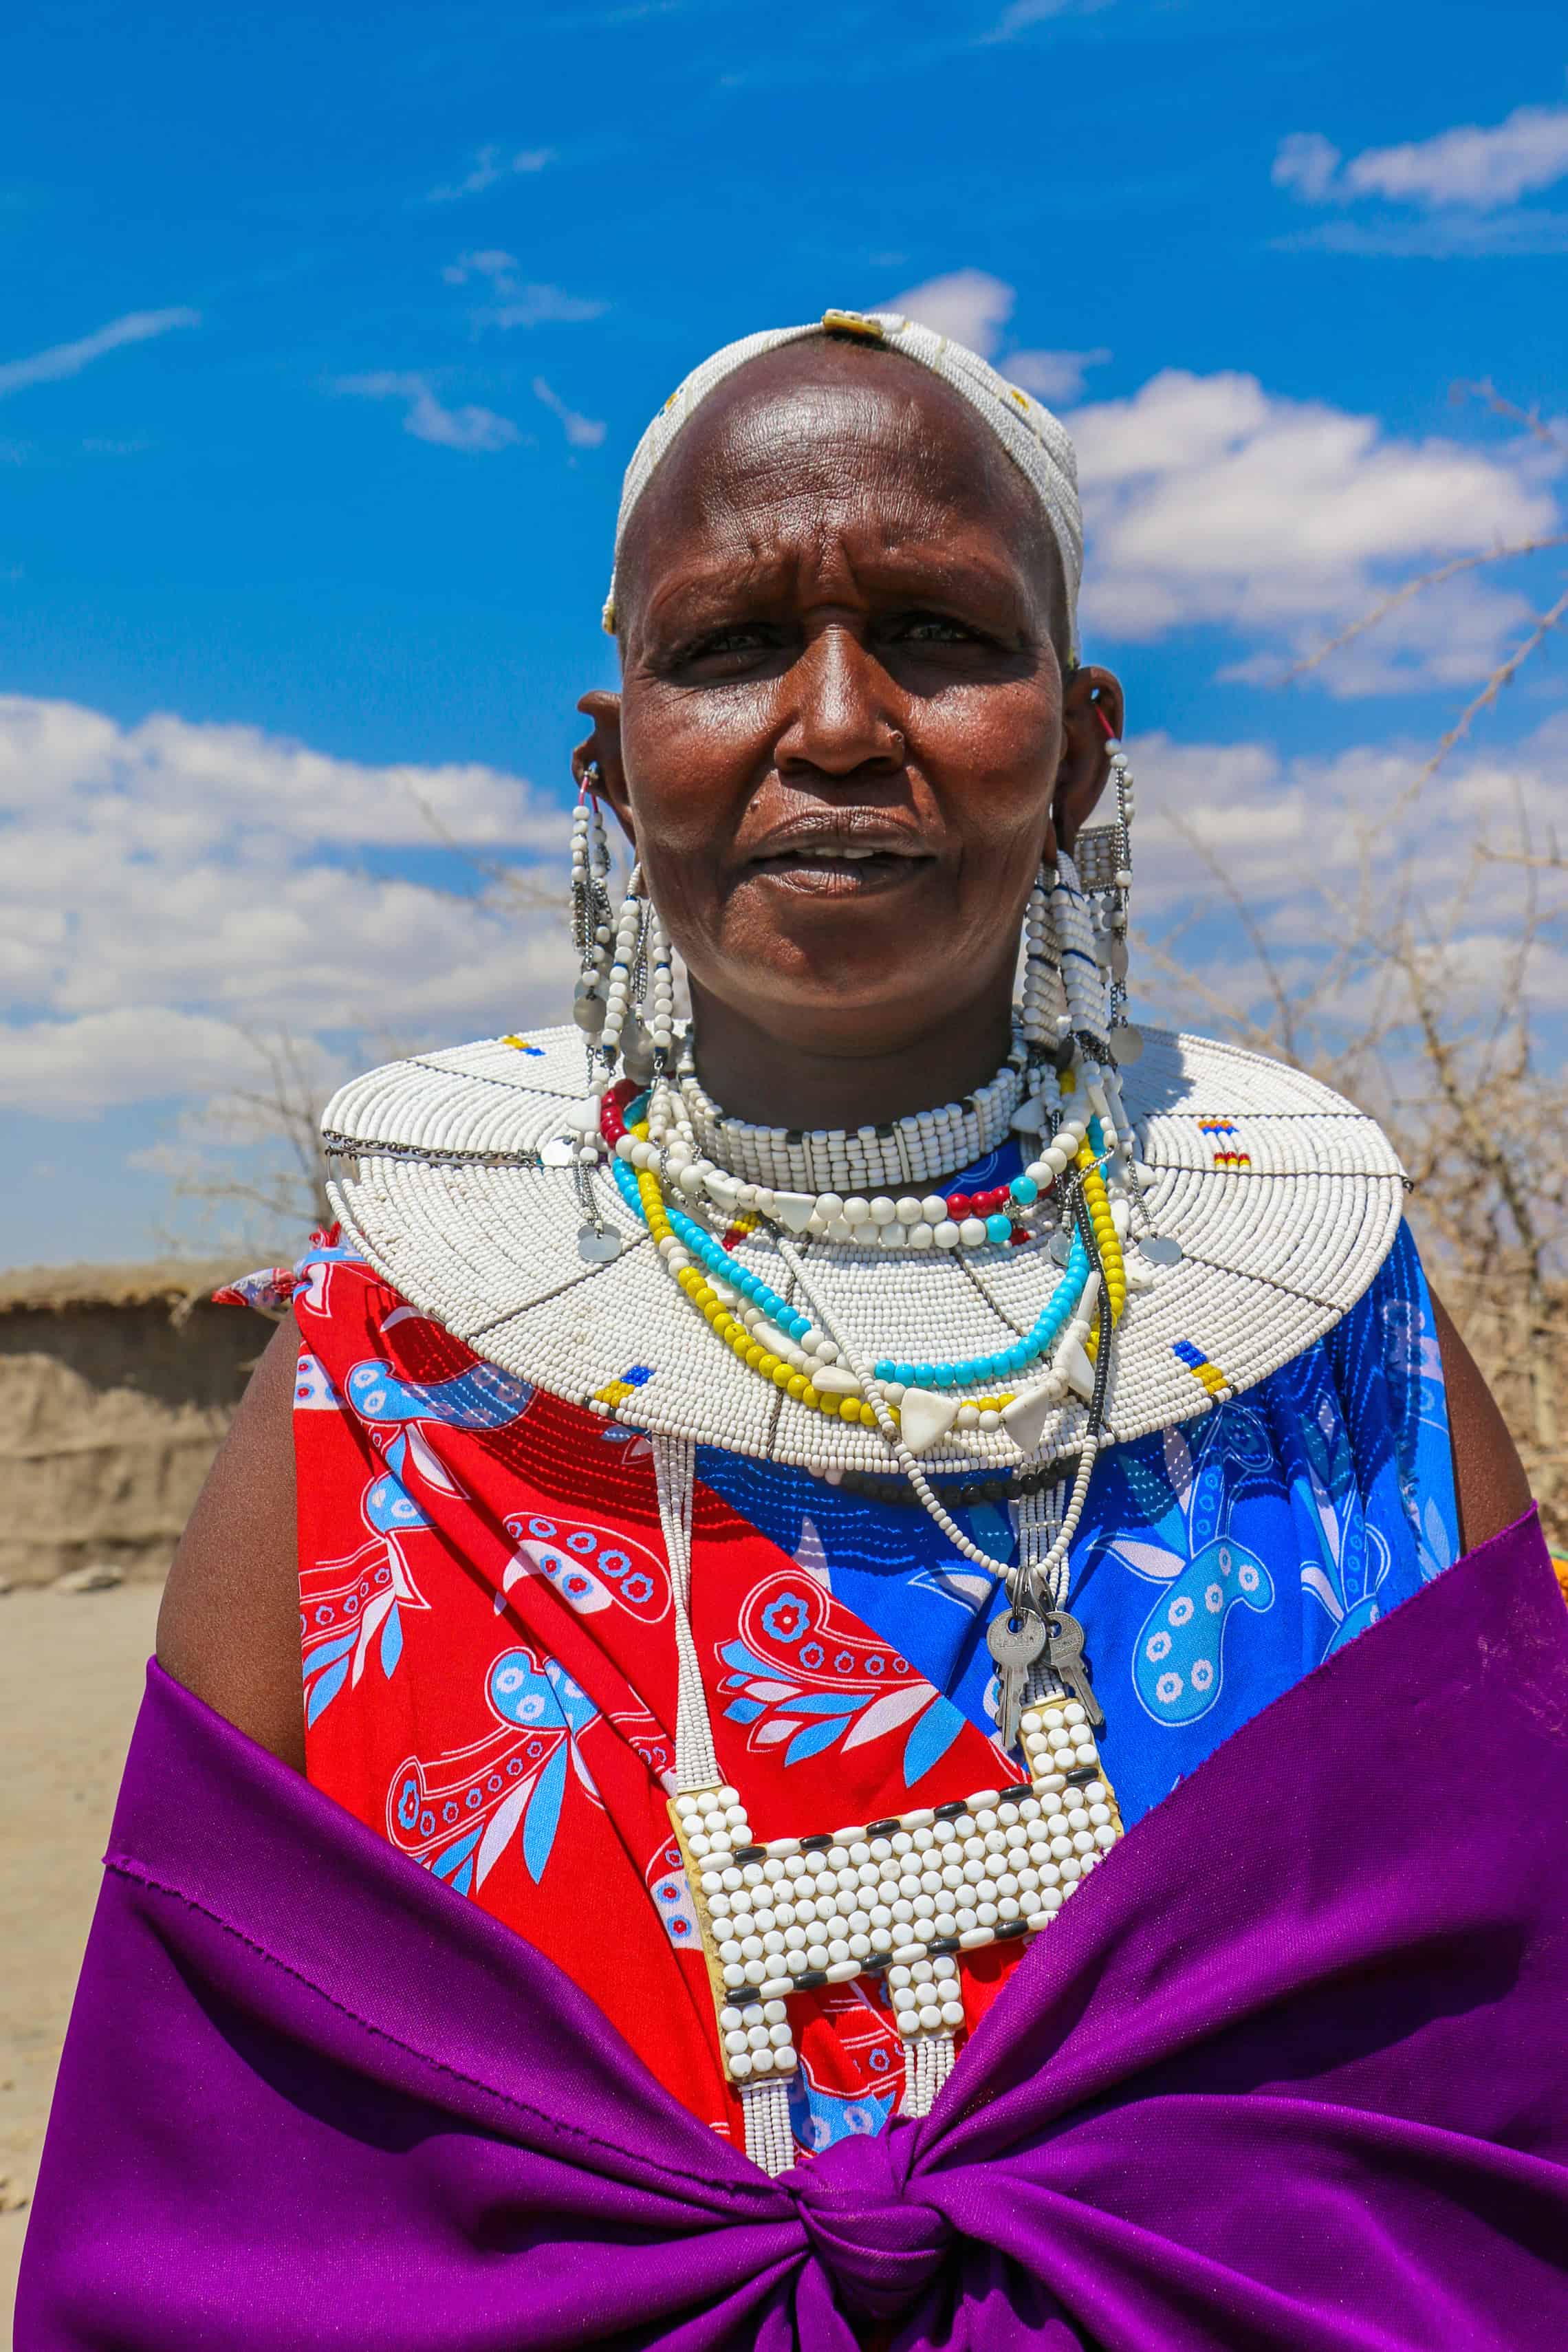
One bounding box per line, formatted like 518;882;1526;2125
610;1106;1093;1400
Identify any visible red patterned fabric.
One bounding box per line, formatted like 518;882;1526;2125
292;1237;1030;2153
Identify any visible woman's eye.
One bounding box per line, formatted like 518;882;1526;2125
680;623;779;662
889;613;981;645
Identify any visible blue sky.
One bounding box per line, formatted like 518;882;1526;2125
3;0;1566;1264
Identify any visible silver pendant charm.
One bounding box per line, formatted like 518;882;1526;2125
1138;1232;1183;1267
1109;1022;1143;1065
541;1137;576;1167
577;1224;622;1263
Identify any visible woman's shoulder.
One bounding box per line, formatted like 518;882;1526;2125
155;1309;306;1769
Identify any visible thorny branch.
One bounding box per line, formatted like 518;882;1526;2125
1141;380;1568;1538
1399;583;1568;807
1281;534;1568;682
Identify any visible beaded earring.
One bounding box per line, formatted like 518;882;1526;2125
1100;734;1140;1065
1019;730;1139;1084
569;766;679;1099
569;772;615;1048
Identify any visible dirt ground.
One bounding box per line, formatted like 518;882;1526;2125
0;1580;163;2336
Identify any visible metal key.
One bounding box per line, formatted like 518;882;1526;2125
988;1608;1049;1754
1044;1609;1104;1730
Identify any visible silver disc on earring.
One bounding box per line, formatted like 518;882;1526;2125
1109;1023;1144;1064
620;1013;658;1087
1139;1233;1183;1266
573;977;608;1035
578;1224;622;1263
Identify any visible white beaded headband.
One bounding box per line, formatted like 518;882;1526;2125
602;307;1084;651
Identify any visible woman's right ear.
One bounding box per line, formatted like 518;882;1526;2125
574;690;634;843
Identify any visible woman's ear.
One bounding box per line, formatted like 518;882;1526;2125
574;690;634;844
1049;665;1124;858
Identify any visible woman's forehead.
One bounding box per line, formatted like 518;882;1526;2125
615;339;1056;606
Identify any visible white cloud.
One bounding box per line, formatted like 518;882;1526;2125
426;144;554;203
0;695;574;1113
0;1009;264;1113
986;0;1111;34
1276;210;1568;260
1275;101;1568;213
1118;723;1568;1057
874;272;1109;405
442;248;517;285
880;269;1015;357
1130;723;1566;919
533;375;606;447
1272;131;1346;205
336;371;519;452
0;307;200;399
443;250;607;329
1068;367;1558;686
1003;346;1111;403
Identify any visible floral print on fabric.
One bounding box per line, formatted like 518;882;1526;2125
279;1216;1456;2161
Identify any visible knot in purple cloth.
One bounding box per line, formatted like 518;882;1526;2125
785;2125;952;2324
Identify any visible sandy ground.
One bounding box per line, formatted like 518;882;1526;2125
1;1580;163;2339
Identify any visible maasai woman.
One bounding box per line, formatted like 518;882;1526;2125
20;313;1568;2351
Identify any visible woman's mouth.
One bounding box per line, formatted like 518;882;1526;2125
746;836;935;896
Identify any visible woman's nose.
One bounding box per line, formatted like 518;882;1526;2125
774;624;905;780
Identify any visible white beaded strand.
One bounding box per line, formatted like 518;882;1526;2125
652;1434;721;1793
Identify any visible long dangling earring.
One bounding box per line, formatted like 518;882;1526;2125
571;761;658;1094
1020;869;1064;1057
596;860;649;1085
1100;728;1140;1066
571;770;615;1052
1032;716;1139;1072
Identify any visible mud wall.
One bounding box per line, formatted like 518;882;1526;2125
0;1300;261;1587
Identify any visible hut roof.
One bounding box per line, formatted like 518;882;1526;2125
0;1259;252;1315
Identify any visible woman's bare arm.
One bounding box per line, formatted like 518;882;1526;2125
151;1282;1534;1776
155;1311;305;1769
1429;1287;1534;1554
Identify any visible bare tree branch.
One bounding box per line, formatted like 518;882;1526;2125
1396;584;1568;807
1452;378;1568;458
1279;535;1568;681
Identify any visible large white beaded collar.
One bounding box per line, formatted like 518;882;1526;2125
321;1023;1406;1477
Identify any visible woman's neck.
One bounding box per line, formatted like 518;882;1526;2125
684;980;1020;1131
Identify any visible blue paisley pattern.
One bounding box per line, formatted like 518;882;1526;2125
699;1219;1458;1830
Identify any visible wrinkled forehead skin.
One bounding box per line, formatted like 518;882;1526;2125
611;337;1071;660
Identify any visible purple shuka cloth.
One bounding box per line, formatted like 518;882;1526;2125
17;1507;1568;2350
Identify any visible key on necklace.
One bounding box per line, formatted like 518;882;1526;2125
987;1607;1048;1754
1044;1609;1104;1729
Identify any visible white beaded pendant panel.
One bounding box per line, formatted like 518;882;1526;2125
321;1025;1407;1473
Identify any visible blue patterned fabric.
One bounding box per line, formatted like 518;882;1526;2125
697;1219;1457;1830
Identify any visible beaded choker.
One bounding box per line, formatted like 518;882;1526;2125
675;1049;1030;1197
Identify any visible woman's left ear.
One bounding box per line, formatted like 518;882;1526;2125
1051;665;1124;856
574;690;634;842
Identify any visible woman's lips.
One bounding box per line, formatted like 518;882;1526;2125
747;845;933;895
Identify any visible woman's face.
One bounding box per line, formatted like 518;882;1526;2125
579;340;1121;1067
